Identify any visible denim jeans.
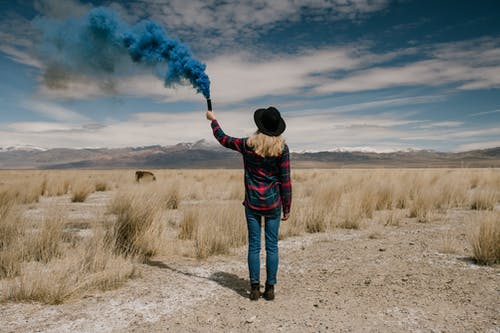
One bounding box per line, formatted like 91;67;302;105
245;206;281;286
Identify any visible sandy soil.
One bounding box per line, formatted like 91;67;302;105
1;203;499;333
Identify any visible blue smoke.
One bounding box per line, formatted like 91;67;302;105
35;7;211;99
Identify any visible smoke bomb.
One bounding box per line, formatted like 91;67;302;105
207;98;212;111
35;7;211;99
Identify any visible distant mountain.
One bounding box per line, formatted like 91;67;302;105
0;142;499;169
0;145;47;152
291;146;500;168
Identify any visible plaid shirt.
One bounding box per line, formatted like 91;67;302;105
211;120;292;216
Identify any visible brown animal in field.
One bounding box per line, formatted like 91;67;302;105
135;170;156;182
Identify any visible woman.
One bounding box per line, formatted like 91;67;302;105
206;106;292;301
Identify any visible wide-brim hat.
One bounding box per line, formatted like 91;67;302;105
254;106;286;136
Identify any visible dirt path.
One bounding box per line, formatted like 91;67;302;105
1;209;499;333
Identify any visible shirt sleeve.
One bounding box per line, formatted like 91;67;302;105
279;144;292;215
211;119;245;153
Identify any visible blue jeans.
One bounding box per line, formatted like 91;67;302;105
245;206;281;286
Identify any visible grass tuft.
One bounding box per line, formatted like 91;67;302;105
108;191;164;262
71;182;94;202
469;189;497;210
468;211;500;265
95;181;109;192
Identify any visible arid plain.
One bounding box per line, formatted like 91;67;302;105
0;168;499;332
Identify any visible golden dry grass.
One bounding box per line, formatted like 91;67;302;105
4;235;136;304
161;184;180;210
468;211;500;265
469;188;497;210
0;208;136;304
0;168;499;304
25;209;65;263
178;203;246;259
0;206;22;279
94;181;109;192
107;188;165;262
178;209;199;240
70;181;95;202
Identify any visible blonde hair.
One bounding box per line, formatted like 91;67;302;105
247;131;285;157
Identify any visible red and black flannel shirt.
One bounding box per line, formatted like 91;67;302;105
211;119;292;216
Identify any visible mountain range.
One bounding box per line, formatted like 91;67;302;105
0;140;499;169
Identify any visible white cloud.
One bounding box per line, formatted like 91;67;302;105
282;110;423;151
418;121;464;129
122;0;390;49
7;122;80;133
0;44;43;69
206;47;414;103
316;37;500;93
446;127;500;138
286;95;446;116
455;141;500;152
22;100;89;122
1;103;498;152
37;81;106;100
33;0;92;18
468;109;500;117
29;37;500;103
117;76;201;102
402;127;500;141
0;20;42;69
0;107;248;148
34;46;386;103
3;1;496;104
0;1;498;153
317;60;500;93
37;74;202;102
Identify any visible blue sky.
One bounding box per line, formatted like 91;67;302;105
0;0;499;152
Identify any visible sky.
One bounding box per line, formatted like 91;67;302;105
0;0;499;153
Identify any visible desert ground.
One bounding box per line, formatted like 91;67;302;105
0;169;499;333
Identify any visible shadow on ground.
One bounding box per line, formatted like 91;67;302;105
456;256;480;265
209;271;249;298
147;260;249;298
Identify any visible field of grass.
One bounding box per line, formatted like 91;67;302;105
0;168;499;304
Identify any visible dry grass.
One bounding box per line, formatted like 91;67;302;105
71;182;94;202
178;203;246;259
468;211;500;265
0;207;136;304
439;231;461;254
408;189;435;223
4;231;136;304
95;181;109;192
107;190;164;262
469;188;497;210
195;205;246;259
1;168;500;304
379;210;405;227
337;198;364;229
161;184;180;210
0;206;22;278
4;181;44;205
178;209;199;240
304;204;328;233
279;202;308;239
367;222;384;239
24;210;65;263
43;176;71;197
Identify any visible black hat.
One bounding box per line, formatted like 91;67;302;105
254;106;286;136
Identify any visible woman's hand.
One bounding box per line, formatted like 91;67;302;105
282;212;290;221
206;110;216;121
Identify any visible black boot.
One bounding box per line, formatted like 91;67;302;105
263;284;274;301
250;283;260;301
